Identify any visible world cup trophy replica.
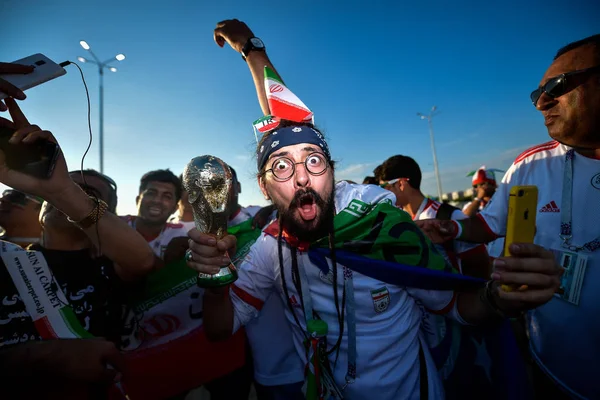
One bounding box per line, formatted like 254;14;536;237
182;155;238;287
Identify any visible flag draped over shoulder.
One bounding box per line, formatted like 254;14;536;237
303;198;530;399
119;219;262;400
309;198;484;291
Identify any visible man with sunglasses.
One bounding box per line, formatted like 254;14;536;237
378;155;497;398
0;169;143;346
0;189;42;247
417;34;600;399
378;155;490;278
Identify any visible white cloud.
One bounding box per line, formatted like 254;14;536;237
420;144;535;196
336;162;377;182
234;154;251;161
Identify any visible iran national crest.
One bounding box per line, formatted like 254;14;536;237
371;287;390;313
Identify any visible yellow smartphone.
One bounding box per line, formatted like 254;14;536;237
501;185;538;292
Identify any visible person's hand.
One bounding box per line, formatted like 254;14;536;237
163;236;189;265
251;204;276;229
476;185;487;200
415;219;457;244
186;228;237;274
31;338;125;383
0;62;34;111
0;97;73;201
213;19;255;53
491;243;562;312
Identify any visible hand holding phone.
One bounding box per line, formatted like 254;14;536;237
0;98;72;202
0;54;66;102
501;185;538;292
0;62;34;111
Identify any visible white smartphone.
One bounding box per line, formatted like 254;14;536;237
0;53;67;100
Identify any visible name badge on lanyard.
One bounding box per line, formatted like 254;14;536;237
553;149;598;305
550;248;588;306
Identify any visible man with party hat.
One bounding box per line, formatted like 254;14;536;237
463;166;504;257
185;19;563;400
463;166;502;217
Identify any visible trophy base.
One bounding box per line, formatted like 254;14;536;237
197;265;238;288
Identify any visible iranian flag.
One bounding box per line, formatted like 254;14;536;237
264;66;313;122
253;115;280;133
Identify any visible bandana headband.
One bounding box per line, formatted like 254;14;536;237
257;125;331;171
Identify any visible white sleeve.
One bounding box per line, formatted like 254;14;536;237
230;235;277;333
407;287;456;314
479;164;520;237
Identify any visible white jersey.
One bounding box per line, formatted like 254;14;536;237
230;205;262;227
230;182;464;399
462;200;504;257
170;206;263;234
480;141;600;400
232;206;302;386
123;216;189;258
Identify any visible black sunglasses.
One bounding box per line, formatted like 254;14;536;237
530;65;600;106
1;190;41;206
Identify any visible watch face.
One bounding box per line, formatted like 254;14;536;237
250;38;264;48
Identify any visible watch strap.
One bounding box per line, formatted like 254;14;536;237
241;37;265;61
67;197;109;229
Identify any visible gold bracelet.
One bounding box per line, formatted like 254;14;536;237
67;197;109;229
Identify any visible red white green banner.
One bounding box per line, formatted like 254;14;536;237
2;250;93;340
264;66;313;122
253;115;281;134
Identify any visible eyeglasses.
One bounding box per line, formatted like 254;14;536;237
262;152;329;181
530;65;600;106
1;190;41;206
70;170;118;192
379;178;400;188
379;178;410;188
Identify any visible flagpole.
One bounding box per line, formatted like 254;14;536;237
417;106;443;201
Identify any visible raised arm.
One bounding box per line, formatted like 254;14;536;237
0;98;155;281
214;19;283;116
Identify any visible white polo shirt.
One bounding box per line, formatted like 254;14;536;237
479;140;600;400
229;182;462;399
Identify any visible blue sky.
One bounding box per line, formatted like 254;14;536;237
2;0;598;215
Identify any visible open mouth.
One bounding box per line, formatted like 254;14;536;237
296;193;317;221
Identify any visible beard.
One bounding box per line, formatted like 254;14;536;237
278;186;335;243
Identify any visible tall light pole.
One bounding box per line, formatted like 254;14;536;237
78;40;125;173
417;106;443;201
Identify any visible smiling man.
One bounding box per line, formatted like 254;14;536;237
123;169;189;259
